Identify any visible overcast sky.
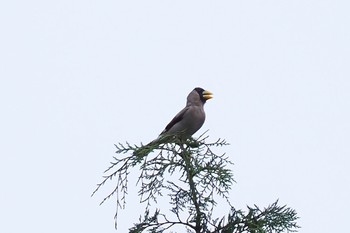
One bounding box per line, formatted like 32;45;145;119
1;1;349;232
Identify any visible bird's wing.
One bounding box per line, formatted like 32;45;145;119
163;107;189;133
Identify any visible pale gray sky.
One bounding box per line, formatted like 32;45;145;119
1;1;349;232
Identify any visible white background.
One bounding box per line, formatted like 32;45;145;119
1;1;349;232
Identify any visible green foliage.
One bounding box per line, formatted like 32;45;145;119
92;132;299;232
215;201;299;233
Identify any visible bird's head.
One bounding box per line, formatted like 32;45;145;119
193;87;213;104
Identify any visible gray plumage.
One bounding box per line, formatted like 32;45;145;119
158;87;213;139
134;87;213;157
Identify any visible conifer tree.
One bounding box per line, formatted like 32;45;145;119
92;133;299;233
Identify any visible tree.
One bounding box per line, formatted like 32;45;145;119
92;132;299;232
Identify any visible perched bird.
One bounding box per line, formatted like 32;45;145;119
134;87;213;157
158;87;213;139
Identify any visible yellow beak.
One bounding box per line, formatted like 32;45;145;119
202;90;213;100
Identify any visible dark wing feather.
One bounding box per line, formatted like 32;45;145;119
163;107;189;133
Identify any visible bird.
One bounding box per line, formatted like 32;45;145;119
158;87;213;139
134;87;213;157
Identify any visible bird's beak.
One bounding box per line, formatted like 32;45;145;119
202;90;213;100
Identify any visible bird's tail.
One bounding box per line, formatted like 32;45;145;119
133;139;160;160
133;134;200;160
132;134;175;159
